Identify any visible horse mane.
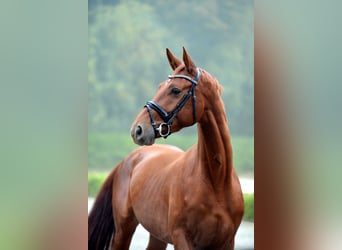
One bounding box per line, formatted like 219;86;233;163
200;68;223;96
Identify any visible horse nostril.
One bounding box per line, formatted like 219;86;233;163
135;125;143;137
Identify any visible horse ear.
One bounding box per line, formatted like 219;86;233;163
166;48;181;70
182;47;196;74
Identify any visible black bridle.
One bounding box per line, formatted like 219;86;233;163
144;67;201;138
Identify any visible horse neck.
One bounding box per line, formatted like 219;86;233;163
196;94;233;191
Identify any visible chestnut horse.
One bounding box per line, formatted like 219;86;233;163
89;48;244;250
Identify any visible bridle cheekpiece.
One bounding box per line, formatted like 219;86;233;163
144;67;200;138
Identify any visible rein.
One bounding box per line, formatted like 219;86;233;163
144;68;200;138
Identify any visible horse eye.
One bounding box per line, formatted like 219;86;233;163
170;88;182;95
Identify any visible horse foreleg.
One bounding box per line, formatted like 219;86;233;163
171;228;193;250
146;234;167;250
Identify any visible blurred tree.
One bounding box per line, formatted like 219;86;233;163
88;2;180;132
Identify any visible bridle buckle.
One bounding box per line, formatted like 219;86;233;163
156;123;171;138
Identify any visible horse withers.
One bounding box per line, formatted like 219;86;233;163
89;47;244;250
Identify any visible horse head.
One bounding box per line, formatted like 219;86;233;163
131;47;206;145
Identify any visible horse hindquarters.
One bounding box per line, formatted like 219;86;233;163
88;169;116;250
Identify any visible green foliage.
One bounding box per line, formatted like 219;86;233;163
89;2;183;132
88;172;108;197
88;0;254;136
88;132;138;170
88;132;254;176
232;136;254;176
243;193;254;221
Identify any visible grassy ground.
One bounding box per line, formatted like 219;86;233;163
242;193;254;221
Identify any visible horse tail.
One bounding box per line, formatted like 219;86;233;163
88;168;116;250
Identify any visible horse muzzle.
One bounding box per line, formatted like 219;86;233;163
131;123;155;146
